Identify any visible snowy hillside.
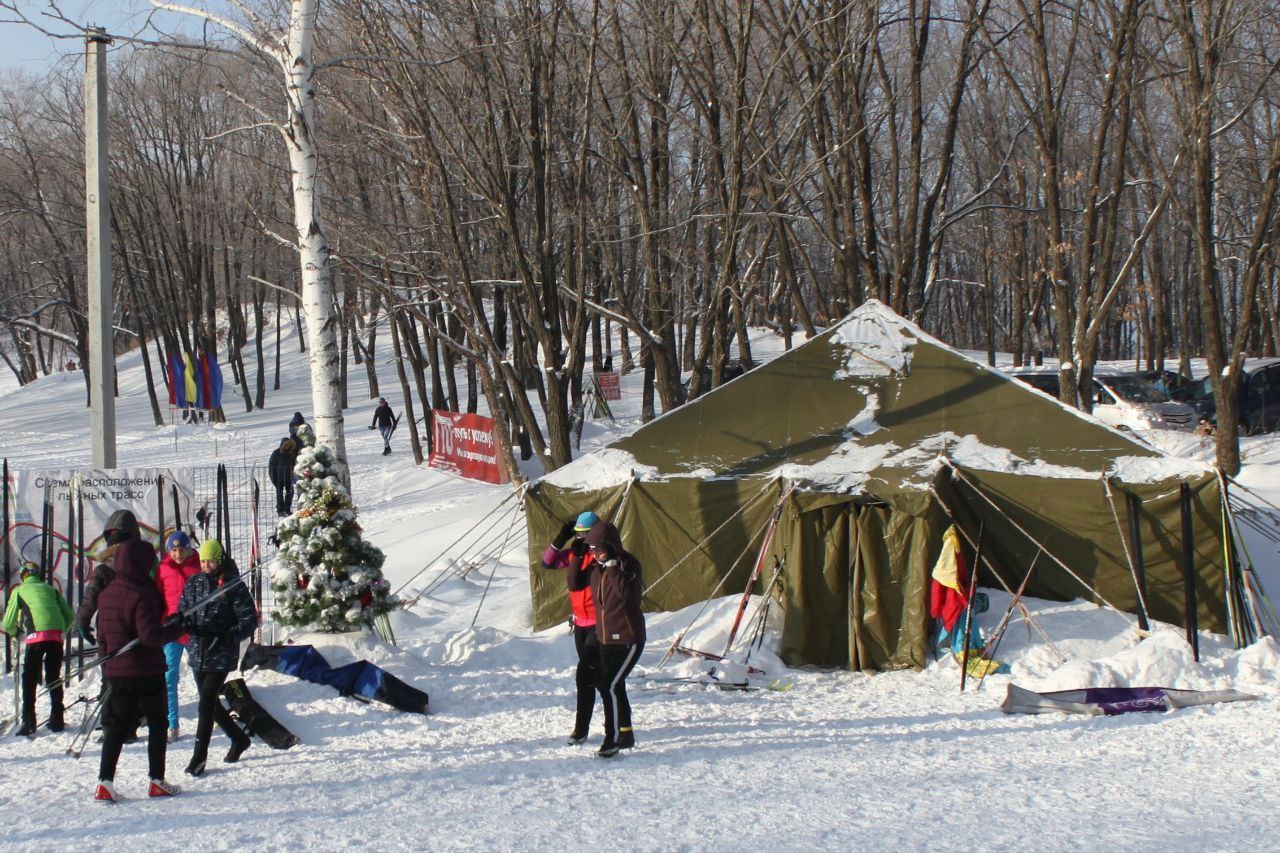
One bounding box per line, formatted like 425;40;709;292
2;322;1278;850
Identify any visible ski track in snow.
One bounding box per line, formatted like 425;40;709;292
1;323;1278;850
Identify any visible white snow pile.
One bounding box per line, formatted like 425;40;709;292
831;300;916;377
539;446;656;488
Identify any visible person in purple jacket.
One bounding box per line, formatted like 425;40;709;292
93;539;186;803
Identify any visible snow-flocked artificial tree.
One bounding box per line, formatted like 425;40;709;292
271;424;398;634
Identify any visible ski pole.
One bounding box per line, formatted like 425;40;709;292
959;520;985;692
41;572;249;697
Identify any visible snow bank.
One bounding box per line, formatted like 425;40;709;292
538;446;656;488
1110;454;1212;482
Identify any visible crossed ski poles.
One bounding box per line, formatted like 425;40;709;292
66;685;109;759
39;572;249;699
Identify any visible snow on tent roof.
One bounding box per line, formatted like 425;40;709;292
547;300;1207;493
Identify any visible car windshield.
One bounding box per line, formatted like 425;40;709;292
1101;376;1170;403
1188;377;1215;402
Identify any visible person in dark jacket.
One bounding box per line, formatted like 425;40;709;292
76;509;143;642
2;563;75;735
288;411;307;441
583;520;645;758
267;438;298;516
541;511;601;745
369;398;396;455
94;539;185;802
178;539;256;777
77;510;148;742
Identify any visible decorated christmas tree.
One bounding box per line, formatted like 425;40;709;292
270;424;399;635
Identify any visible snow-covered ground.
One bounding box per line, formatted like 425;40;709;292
1;323;1278;850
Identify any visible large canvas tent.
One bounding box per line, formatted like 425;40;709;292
525;301;1229;671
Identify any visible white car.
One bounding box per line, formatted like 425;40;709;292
1010;368;1197;432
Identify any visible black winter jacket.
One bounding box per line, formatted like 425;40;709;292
179;561;257;673
268;446;297;487
370;403;395;429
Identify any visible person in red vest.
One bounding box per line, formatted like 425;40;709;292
540;511;601;746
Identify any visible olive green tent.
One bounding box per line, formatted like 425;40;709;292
525;301;1228;671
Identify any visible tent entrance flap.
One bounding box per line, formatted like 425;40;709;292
777;494;942;671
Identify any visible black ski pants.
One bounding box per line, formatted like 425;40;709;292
597;641;643;746
571;624;601;736
192;670;246;762
275;480;294;515
98;675;168;782
20;640;63;723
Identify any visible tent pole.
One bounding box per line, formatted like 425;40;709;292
1178;483;1200;662
975;548;1042;692
959;520;985;692
1122;492;1151;633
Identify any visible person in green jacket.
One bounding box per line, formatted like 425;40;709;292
3;563;76;735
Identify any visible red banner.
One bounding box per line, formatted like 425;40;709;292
596;371;621;401
428;410;508;484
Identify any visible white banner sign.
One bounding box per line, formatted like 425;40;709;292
5;468;196;588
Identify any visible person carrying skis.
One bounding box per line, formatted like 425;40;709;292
2;563;75;736
369;397;396;455
179;539;256;777
288;411;308;441
94;539;186;802
541;510;602;745
584;519;646;758
267;438;298;516
155;531;200;742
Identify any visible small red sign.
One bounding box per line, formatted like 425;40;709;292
597;371;621;401
428;410;508;484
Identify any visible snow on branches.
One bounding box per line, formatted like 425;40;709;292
270;424;398;633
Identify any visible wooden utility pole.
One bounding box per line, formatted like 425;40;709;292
86;27;116;468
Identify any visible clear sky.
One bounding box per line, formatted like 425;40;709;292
0;1;232;73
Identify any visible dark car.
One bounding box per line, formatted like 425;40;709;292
1188;358;1280;434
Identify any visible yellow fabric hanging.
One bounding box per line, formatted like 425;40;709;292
931;525;964;592
183;353;198;406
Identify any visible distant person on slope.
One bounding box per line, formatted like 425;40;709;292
268;438;299;516
2;563;75;736
369;397;396;455
541;511;602;746
155;531;200;742
584;519;645;758
288;411;308;442
179;539;256;778
94;539;186;802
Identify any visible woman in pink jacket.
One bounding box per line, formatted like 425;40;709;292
155;531;200;741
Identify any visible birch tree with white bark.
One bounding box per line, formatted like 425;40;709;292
150;0;348;479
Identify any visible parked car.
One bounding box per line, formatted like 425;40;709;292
1182;358;1280;435
1009;368;1197;432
